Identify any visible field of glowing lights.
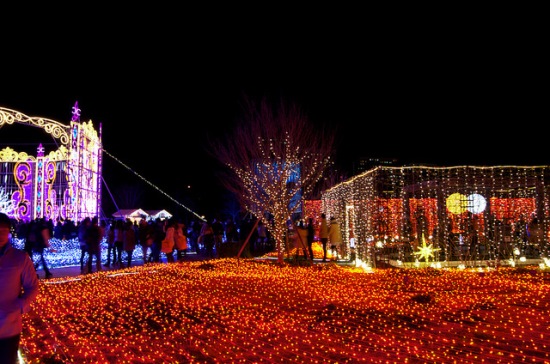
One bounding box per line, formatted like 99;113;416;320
20;258;550;363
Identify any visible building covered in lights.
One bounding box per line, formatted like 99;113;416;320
0;103;102;223
321;165;550;267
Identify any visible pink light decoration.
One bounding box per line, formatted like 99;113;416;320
71;101;81;122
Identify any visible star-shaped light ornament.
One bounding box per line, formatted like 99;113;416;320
413;235;441;262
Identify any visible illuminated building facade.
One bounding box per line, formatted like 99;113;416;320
322;165;550;267
0;103;102;222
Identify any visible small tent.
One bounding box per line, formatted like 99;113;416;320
112;209;149;223
147;209;173;221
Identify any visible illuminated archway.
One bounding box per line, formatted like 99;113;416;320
0;103;102;222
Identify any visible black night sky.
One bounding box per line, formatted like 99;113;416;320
1;18;546;220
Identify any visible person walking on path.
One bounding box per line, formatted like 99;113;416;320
306;217;315;261
319;214;329;262
161;219;176;263
212;218;224;256
34;218;53;279
256;219;268;253
0;212;39;364
328;216;343;261
104;220;116;267
123;219;137;267
174;220;188;261
114;220;125;266
199;220;216;259
150;219;165;263
85;217;103;274
137;219;153;264
77;217;91;273
294;220;309;260
23;220;38;263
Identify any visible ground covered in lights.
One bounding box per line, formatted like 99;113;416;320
21;259;550;363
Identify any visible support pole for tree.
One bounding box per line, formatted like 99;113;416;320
237;218;260;260
295;225;311;261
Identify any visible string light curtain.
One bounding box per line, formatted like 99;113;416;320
322;165;550;268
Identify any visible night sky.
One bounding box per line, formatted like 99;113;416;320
1;24;545;220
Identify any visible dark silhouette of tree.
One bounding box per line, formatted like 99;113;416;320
306;160;345;200
210;96;335;263
115;184;145;209
220;191;242;224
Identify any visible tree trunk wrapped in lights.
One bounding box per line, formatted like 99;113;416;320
209;96;335;264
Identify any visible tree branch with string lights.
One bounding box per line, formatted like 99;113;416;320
209;96;335;264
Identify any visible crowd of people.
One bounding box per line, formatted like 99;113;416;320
6;214;267;276
5;212;347;280
289;213;343;262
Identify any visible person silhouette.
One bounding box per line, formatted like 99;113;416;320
0;213;39;363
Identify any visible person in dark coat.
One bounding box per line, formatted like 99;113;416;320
34;218;53;278
0;212;39;363
150;218;166;263
85;217;103;273
306;217;315;260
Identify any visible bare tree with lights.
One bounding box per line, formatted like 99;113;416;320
210;96;335;264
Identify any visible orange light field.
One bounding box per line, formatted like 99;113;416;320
21;259;550;363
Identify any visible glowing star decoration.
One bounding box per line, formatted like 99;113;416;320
413;235;441;262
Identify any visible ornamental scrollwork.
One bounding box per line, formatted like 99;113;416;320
0;147;36;163
0;107;70;145
47;145;69;162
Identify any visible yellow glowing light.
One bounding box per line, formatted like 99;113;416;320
413;235;441;262
446;193;467;214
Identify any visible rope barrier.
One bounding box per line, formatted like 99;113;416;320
102;148;206;222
